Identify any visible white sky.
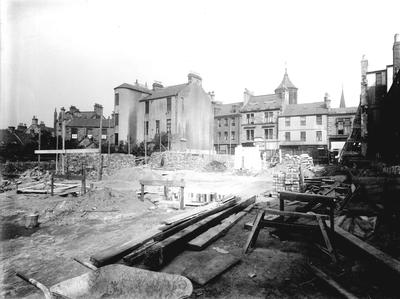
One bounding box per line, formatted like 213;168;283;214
1;0;399;128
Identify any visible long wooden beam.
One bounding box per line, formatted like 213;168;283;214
279;191;335;204
263;208;330;220
35;149;100;154
139;179;185;187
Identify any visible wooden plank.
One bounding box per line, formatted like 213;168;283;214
35;149;100;154
315;215;336;263
307;263;359;299
184;253;240;285
243;209;265;254
279;191;335;204
91;199;239;267
139;179;185;187
330;222;400;278
188;204;255;250
263;208;329;220
144;197;256;269
53;174;84;181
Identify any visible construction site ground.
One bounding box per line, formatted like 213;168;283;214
0;166;397;298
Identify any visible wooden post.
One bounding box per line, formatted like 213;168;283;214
180;185;185;210
98;154;103;181
38;127;41;163
51;174;54;196
81;169;86;195
140;183;145;201
61;120;66;174
164;185;168;200
243;209;265;254
279;194;284;211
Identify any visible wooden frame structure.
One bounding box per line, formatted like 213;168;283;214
243;191;337;262
139;179;185;210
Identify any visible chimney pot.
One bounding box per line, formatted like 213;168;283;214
188;73;202;85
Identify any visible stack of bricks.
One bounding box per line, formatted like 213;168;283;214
271;171;286;198
284;167;300;192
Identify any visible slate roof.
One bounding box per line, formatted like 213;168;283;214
241;94;282;112
215;102;243;116
281;102;328;116
115;83;152;94
0;129;32;146
275;70;297;91
67;118;114;128
142;84;189;101
329;107;358;115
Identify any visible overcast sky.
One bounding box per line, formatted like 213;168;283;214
1;0;399;128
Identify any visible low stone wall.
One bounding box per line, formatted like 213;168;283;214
149;151;234;171
65;153;138;179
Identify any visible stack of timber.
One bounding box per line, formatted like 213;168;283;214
90;196;255;270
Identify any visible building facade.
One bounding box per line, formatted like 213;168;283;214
278;95;330;162
213;102;242;154
327;107;357;152
237;70;297;158
114;73;214;152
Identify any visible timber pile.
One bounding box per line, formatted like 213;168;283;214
90;195;255;272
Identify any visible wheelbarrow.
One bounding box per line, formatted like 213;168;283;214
16;259;193;299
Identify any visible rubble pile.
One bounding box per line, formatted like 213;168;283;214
271;168;300;197
149;151;234;171
19;166;51;181
203;161;227;172
0;179;12;193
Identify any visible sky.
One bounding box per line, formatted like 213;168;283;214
1;0;399;128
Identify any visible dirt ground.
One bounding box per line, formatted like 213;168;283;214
1;166;397;298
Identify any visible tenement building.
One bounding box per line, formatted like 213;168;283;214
238;69;297;159
213;101;243;154
114;73;214;152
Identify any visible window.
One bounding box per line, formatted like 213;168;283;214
285;132;290;141
264;111;274;123
102;128;107;140
224;131;228;141
145;101;149;114
167;97;171;113
376;72;382;85
231;117;235;126
71;128;78;139
145;121;149;136
316;115;322;125
246;113;254;124
225;118;228;126
218;119;221;127
300;116;306;126
218;132;221;140
231;131;235;140
115;113;119;126
337;120;344;135
114;93;119;106
87;128;93;138
114;133;118;144
166;119;171;134
264;128;273;140
316;131;322;141
246;129;254;141
300;131;306;141
285;117;290;127
155;120;160;135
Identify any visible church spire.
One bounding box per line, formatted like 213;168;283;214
340;87;346;108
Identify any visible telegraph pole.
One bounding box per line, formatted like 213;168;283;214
55;120;59;173
108;116;111;156
98;105;103;180
62;119;65;174
229;118;231;155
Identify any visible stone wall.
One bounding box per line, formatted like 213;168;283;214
149;151;234;171
65;153;138;179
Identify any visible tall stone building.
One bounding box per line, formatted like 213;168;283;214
114;73;214;152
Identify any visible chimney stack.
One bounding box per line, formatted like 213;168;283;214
94;103;103;117
243;88;253;106
152;81;163;90
324;93;331;109
32;116;38;126
361;55;368;106
208;91;215;101
188;73;202;85
393;33;400;78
